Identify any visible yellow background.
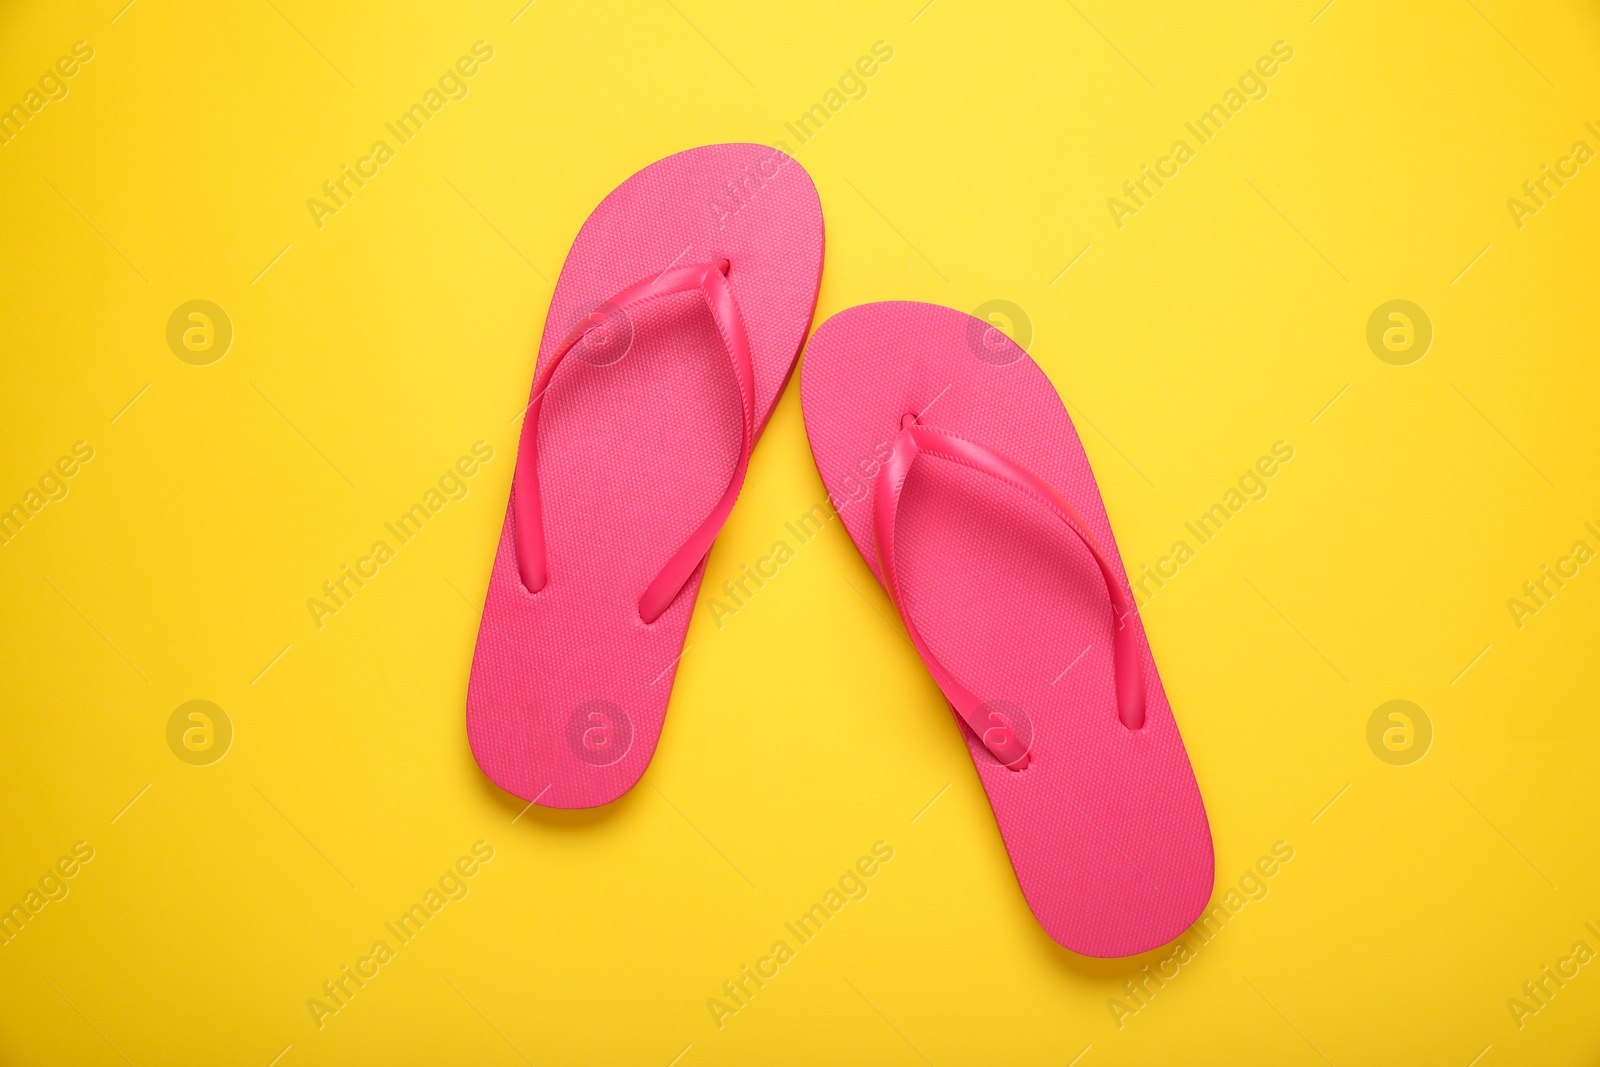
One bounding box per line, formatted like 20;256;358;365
2;0;1598;1063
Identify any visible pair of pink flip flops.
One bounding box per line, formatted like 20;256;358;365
466;144;1213;958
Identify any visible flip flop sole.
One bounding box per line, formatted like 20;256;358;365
800;301;1213;957
468;144;823;809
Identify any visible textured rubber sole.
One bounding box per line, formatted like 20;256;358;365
800;301;1213;957
467;144;824;809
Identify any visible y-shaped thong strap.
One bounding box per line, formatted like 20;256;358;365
512;260;754;623
873;420;1147;770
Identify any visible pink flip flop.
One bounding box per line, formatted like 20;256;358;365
468;144;823;809
800;302;1213;957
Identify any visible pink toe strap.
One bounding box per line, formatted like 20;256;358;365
513;259;755;623
873;421;1147;769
